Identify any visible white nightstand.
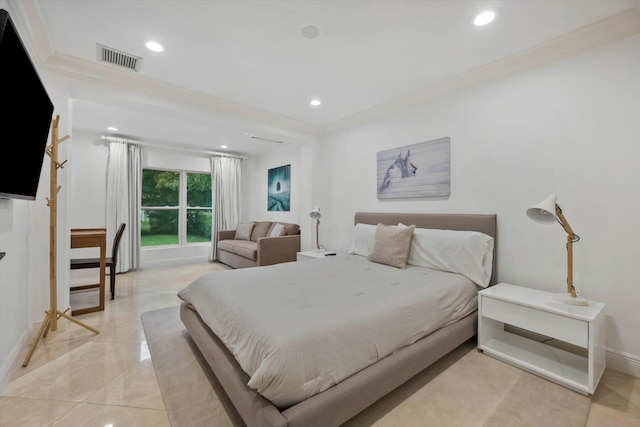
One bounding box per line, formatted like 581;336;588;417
296;251;340;261
478;283;606;395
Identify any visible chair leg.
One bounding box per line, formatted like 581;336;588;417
110;265;116;300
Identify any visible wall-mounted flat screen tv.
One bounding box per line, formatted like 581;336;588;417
0;8;54;201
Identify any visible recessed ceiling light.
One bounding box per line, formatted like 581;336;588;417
220;145;228;149
107;126;118;131
310;99;322;106
474;10;496;26
301;25;320;39
145;40;164;52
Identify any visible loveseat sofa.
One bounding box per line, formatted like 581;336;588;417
217;221;301;269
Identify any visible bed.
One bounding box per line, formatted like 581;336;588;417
178;212;497;427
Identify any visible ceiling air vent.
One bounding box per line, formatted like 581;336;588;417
96;44;142;72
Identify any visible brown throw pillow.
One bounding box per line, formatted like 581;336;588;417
251;221;272;241
368;223;415;269
282;223;300;236
235;222;255;240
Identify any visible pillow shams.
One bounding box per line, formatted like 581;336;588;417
348;223;377;256
398;223;494;287
234;222;255;240
368;224;415;269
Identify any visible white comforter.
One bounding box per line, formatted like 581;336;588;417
178;255;478;408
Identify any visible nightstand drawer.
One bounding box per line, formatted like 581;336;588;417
481;297;588;347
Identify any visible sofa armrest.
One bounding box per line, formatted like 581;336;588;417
257;235;301;266
218;230;236;241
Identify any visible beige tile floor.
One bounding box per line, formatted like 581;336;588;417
1;261;639;426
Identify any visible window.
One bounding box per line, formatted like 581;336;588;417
186;172;212;243
141;169;211;247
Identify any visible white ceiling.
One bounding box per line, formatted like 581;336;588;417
15;0;640;156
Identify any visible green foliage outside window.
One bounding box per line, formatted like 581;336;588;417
142;170;179;206
141;169;211;246
187;173;211;207
187;172;212;242
187;210;212;242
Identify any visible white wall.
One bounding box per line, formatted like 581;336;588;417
0;198;31;393
0;0;73;389
67;130;215;267
68;131;109;231
243;144;317;251
0;74;72;391
319;35;640;372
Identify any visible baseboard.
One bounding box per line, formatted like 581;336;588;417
0;327;32;396
606;349;640;378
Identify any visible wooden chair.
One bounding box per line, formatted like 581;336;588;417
70;223;126;300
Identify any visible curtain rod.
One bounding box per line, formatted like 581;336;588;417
100;136;249;160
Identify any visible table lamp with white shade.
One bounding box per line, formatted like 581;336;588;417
310;205;323;252
526;194;588;306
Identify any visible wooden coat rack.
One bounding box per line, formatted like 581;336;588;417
22;115;99;367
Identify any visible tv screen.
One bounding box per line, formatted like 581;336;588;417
0;8;54;201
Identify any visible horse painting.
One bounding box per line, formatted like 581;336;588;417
378;150;417;193
376;137;450;199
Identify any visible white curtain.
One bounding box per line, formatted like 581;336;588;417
106;140;142;272
211;156;242;260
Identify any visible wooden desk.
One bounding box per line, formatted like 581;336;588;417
70;228;106;315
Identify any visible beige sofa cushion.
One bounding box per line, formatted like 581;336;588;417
235;222;255;240
218;239;258;261
251;221;272;241
217;240;235;252
230;240;258;260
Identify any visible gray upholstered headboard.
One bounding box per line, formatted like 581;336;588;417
354;212;498;286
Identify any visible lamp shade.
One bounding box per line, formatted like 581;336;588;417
310;205;321;219
526;194;558;223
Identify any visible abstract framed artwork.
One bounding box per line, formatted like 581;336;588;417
267;164;291;211
377;137;450;199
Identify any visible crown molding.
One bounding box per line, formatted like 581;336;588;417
42;53;320;137
10;1;640;139
324;6;640;134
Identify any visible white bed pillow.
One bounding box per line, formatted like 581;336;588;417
348;223;378;256
398;223;494;287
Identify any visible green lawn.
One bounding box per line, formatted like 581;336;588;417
140;220;210;246
141;234;178;246
140;234;210;246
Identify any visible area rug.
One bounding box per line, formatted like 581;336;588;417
141;306;592;427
